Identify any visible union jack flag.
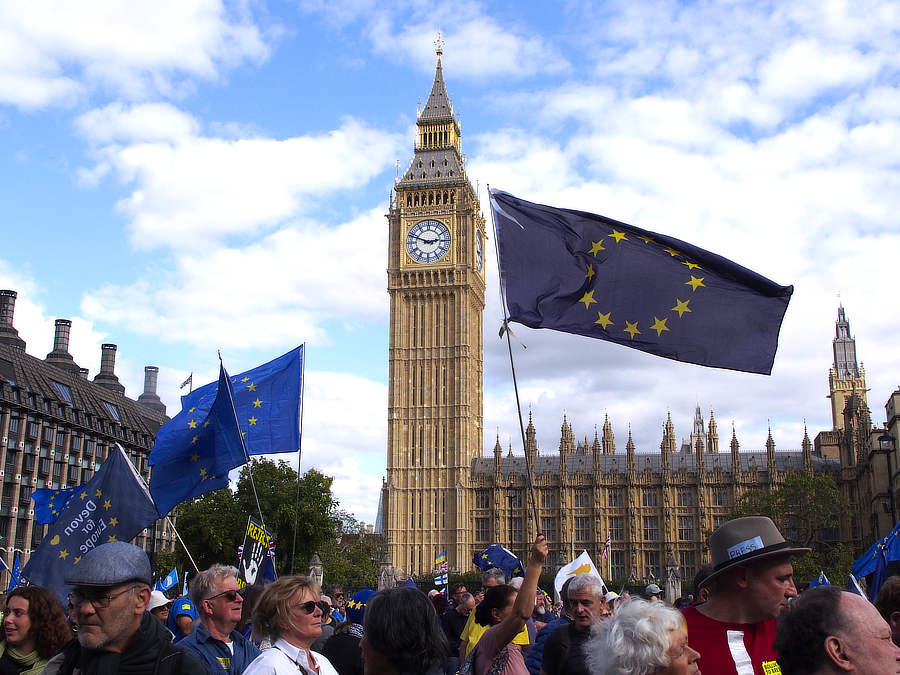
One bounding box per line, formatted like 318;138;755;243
601;534;611;559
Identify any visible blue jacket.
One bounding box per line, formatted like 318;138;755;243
179;621;262;674
525;615;570;675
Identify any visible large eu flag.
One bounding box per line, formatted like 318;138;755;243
23;444;160;602
473;543;524;579
178;346;303;456
149;364;248;517
491;190;793;375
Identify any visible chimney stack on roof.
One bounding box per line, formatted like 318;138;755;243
137;365;166;415
0;290;26;352
93;343;125;395
45;318;81;373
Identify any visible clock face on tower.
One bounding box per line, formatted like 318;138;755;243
406;219;451;263
475;230;484;273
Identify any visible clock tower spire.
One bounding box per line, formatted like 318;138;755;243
383;40;487;575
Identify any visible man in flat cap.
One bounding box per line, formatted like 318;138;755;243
44;540;205;675
680;516;808;675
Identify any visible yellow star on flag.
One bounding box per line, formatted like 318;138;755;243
253;398;263;408
107;535;117;543
203;421;210;428
247;383;257;392
95;489;102;497
190;453;199;462
249;416;258;426
624;321;641;339
80;492;88;499
685;276;705;291
682;261;701;270
189;407;195;413
594;312;613;329
609;230;628;243
188;420;197;429
104;500;111;509
671;299;691;318
59;549;69;560
650;317;670;336
74;556;82;565
110;517;119;526
579;290;597;309
639;235;655;244
663;247;680;257
199;468;207;478
585;265;595;280
241;377;249;382
191;436;199;444
589;240;605;256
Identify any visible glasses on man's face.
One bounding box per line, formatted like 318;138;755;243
205;589;241;603
293;600;319;615
69;585;137;609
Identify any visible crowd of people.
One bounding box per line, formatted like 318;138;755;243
3;515;900;674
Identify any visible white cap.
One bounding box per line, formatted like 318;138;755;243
148;590;172;612
604;591;619;603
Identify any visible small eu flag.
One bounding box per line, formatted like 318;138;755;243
178;346;303;456
156;567;179;592
473;543;524;579
22;444;160;602
7;552;21;593
490;189;793;375
149;364;248;517
32;485;80;525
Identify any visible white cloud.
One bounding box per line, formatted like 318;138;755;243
0;0;269;108
81;207;388;351
74;103;404;249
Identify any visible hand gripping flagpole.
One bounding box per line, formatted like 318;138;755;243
488;185;542;535
219;351;268;536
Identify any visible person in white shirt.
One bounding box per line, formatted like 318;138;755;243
243;576;339;675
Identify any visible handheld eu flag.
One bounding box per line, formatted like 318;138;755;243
22;444;160;602
473;543;524;579
7;552;20;592
490;190;793;375
178;346;303;456
149;364;248;517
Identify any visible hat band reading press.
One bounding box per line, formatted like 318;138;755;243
713;541;791;571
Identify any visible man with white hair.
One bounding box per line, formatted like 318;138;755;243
540;574;609;675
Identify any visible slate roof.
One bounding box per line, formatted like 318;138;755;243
0;343;166;448
419;55;454;122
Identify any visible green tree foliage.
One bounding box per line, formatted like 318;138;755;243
168;459;384;585
729;471;854;584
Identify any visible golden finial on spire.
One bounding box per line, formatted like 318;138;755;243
435;29;444;55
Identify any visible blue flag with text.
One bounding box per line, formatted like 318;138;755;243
149;364;248;517
23;444;159;602
490;190;793;375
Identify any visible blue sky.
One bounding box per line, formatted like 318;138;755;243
2;1;899;524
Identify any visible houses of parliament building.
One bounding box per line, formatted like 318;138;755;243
379;44;900;583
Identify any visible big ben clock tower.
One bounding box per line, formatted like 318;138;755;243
384;37;486;575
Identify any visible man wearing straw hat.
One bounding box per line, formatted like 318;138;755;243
681;516;809;675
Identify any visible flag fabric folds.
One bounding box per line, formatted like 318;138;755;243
178;346;303;457
22;444;160;602
149;365;248;517
851;520;900;600
601;535;611;560
473;543;524;579
31;485;80;525
155;567;179;592
490;189;794;375
7;552;20;592
435;574;448;586
553;550;604;599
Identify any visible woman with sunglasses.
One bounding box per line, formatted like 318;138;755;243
244;576;339;675
1;586;72;674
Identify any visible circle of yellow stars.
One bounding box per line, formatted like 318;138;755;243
579;229;704;340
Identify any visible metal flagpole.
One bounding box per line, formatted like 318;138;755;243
290;343;307;575
218;351;268;535
488;185;541;534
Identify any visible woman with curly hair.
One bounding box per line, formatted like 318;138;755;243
1;585;72;674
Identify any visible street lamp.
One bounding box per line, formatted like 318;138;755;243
879;432;897;525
